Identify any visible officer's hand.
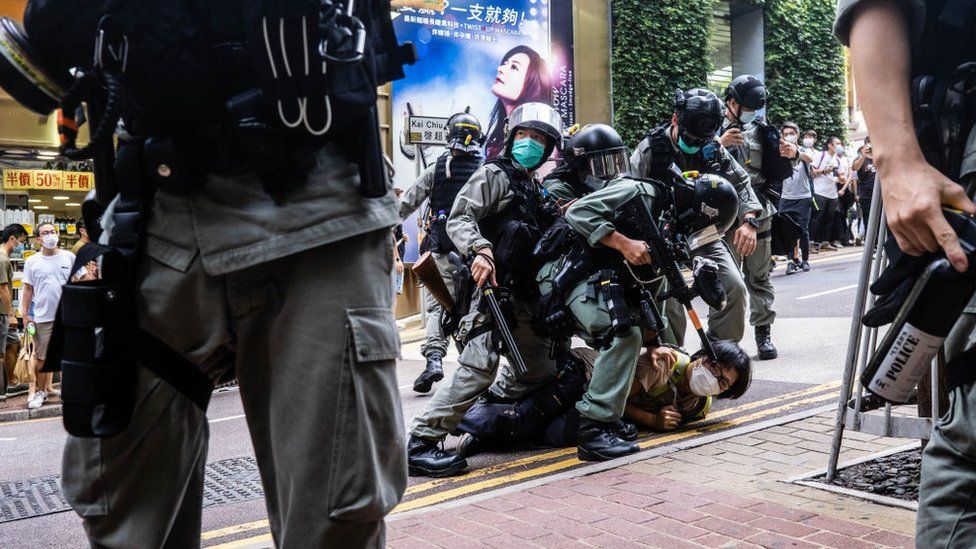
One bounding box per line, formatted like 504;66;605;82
779;140;797;159
651;405;682;431
472;248;497;287
720;128;744;149
734;222;758;257
621;237;651;265
648;346;677;370
880;157;976;272
558;198;578;216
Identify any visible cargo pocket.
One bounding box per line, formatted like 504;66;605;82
327;307;407;522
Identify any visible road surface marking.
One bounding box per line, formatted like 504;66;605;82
209;414;246;424
796;284;859;301
200;381;840;546
0;437;15;441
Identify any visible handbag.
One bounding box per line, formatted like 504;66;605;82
12;331;34;385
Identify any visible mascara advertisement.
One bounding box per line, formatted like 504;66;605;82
391;0;576;261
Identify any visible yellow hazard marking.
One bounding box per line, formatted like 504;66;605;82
201;381;840;546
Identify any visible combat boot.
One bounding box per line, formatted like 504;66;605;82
407;436;468;477
613;419;638;442
756;325;778;360
578;418;640;462
413;352;444;393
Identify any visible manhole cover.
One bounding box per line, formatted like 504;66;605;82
0;457;266;522
0;476;72;522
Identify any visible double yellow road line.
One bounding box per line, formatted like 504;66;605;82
202;380;840;548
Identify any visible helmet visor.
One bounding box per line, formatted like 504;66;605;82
585;148;631;179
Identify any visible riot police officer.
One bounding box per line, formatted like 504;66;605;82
630;88;763;346
398;111;485;393
538;124;740;461
836;2;976;547
718;75;799;360
407;102;564;477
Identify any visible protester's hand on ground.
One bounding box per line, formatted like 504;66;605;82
880;157;976;272
651;405;682;431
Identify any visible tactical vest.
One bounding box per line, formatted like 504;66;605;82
644;124;680;182
479;157;558;298
426;153;482;254
430;153;483;215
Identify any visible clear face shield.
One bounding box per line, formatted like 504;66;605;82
585;148;631;180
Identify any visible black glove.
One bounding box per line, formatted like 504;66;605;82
532;292;576;341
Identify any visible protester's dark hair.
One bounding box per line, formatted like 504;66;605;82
827;135;842;147
692;339;751;400
1;224;27;244
802;129;817;139
781;121;799;134
484;45;551;159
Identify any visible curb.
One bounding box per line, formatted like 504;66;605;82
0;403;63;423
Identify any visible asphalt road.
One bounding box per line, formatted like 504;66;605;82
0;248;866;548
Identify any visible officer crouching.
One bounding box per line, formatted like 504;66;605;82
407;103;565;477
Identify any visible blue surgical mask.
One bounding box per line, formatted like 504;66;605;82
511;137;546;170
678;136;702;155
738;110;758;125
13;243;24;254
834;145;845;155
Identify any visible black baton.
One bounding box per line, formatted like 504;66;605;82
482;285;528;377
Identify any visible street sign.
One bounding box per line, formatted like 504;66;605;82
406;115;450;146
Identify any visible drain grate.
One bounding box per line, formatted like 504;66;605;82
0;476;72;522
0;457;265;522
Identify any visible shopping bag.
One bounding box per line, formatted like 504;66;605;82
12;332;33;385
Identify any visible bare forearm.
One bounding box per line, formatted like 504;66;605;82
624;404;655;429
20;286;32;318
849;1;922;173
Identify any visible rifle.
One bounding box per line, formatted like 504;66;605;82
447;252;529;376
615;188;725;361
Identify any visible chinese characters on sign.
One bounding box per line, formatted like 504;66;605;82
2;170;94;192
406;116;450;146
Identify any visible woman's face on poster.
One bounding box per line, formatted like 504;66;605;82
492;52;531;102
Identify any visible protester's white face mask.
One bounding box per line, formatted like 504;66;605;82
41;234;58;250
689;363;722;397
802;137;815;148
784;134;798;144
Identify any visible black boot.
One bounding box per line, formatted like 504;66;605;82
407;435;468;477
577;419;640;462
613;419;638;442
413;352;444;394
756;325;778;360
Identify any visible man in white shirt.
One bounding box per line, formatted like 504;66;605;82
809;136;843;251
21;223;76;409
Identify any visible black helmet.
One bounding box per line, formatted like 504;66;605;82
567;124;630;180
446;110;484;154
725;75;767;111
671;171;739;235
674;88;723;148
504;102;564;169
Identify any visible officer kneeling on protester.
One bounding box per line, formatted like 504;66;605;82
451;340;751;452
719;75;801;360
533;123;742;461
0;1;416;546
398;110;485;393
631;89;764;348
407;102;565;477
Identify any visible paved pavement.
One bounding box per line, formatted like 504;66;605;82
1;246;917;548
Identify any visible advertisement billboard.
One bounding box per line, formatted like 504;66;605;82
391;0;575;262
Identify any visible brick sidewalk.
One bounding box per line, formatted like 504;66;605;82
387;412;916;548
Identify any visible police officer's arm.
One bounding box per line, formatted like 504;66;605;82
629;139;651;178
447;166;507;285
718;145;761;219
397;164;436;221
565;184;651;265
838;0;975;271
543;177;578;203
